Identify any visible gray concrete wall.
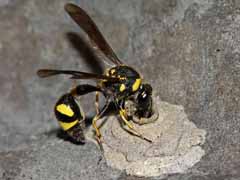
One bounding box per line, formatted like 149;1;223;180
0;0;239;179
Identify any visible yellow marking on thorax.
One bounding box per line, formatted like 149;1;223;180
56;104;74;117
120;84;126;92
59;119;78;131
132;78;141;92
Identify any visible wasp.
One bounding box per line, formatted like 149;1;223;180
37;3;158;147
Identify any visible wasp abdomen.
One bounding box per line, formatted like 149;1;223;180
54;93;85;143
55;93;83;130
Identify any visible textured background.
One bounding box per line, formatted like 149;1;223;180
0;0;239;179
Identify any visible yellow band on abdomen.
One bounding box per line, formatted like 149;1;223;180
56;104;74;117
58;119;78;131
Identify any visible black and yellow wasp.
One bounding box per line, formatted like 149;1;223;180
37;3;158;147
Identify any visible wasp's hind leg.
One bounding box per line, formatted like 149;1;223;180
55;93;86;144
92;98;111;151
95;91;100;115
71;84;109;150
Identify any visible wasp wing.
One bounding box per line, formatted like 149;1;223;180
65;3;123;66
37;69;120;82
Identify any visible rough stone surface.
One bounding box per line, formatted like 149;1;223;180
0;137;121;180
87;98;206;177
0;0;239;179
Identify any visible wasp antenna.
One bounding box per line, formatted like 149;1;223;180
37;69;60;78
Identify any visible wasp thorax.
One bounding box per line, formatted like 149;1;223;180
103;65;142;97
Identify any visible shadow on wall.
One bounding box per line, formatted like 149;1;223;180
66;32;104;74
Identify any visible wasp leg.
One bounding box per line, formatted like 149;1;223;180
119;109;152;143
95;91;100;115
92;98;111;150
70;84;108;150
